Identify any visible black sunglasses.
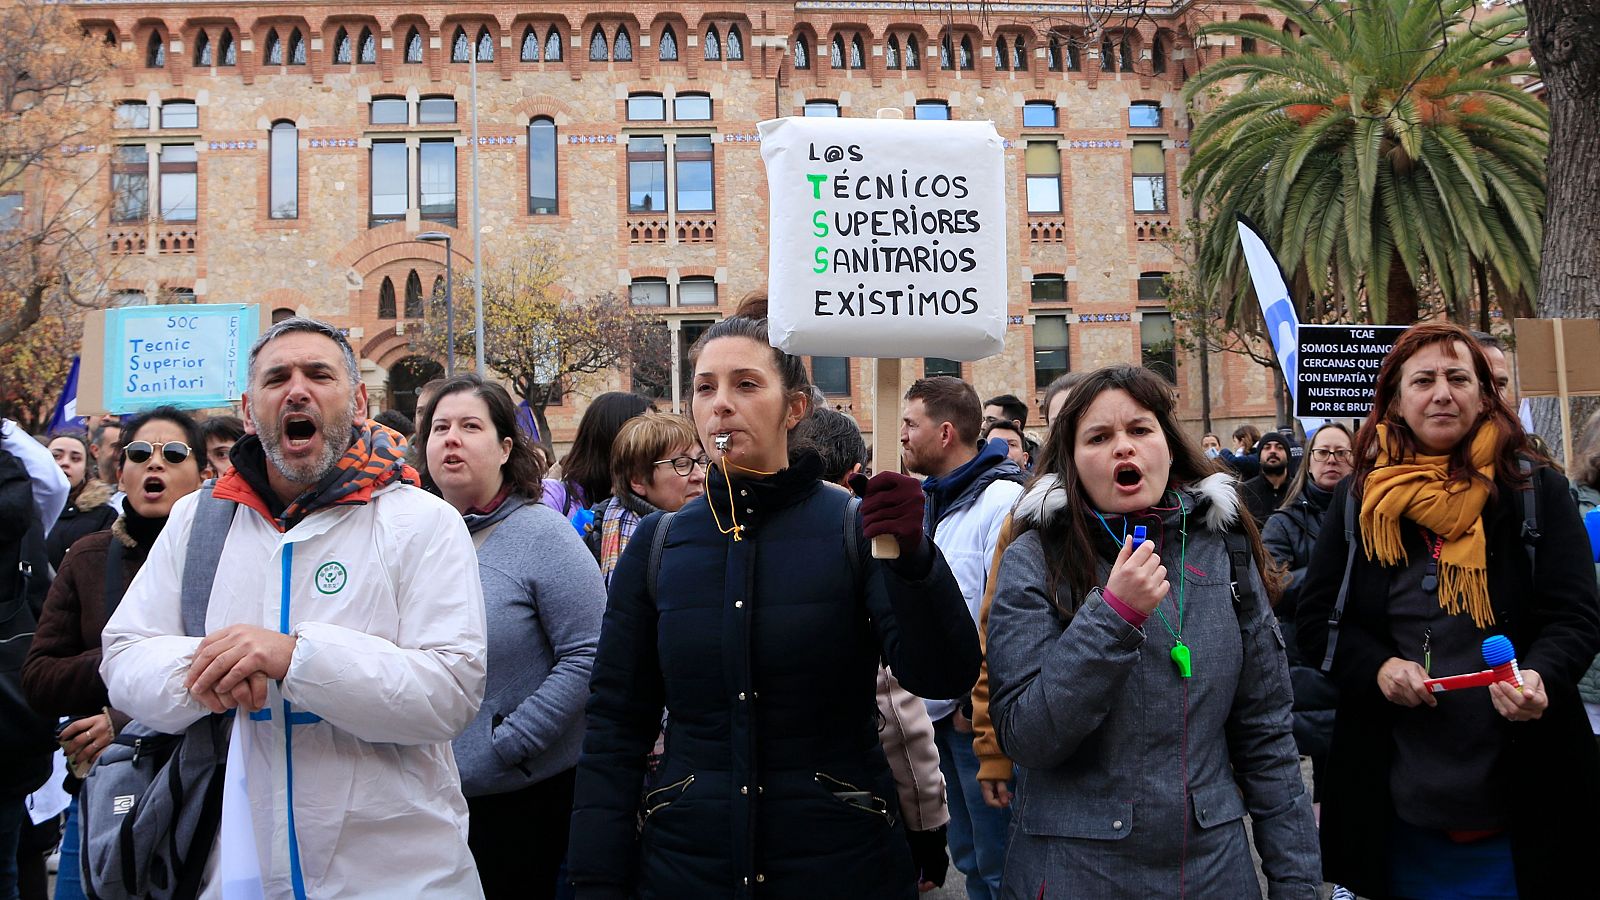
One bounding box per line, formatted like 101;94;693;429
124;440;192;465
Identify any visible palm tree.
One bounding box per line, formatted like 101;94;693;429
1182;0;1547;326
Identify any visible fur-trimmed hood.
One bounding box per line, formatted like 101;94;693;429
74;478;115;513
1012;470;1244;534
110;514;138;549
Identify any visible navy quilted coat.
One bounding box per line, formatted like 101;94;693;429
569;457;981;899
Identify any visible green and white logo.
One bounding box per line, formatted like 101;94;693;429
315;561;348;594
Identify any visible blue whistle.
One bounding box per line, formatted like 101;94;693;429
1132;525;1148;545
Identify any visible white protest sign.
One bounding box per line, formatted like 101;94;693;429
758;116;1008;360
100;304;258;413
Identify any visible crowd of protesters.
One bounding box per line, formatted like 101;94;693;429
3;309;1599;900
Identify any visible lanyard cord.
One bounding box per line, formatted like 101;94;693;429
708;446;778;542
1093;498;1189;642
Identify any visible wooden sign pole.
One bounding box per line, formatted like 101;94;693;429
1553;317;1573;474
868;107;906;560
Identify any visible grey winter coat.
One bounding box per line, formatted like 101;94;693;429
453;494;606;796
1575;483;1600;706
987;472;1319;900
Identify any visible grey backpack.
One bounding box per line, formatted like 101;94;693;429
80;485;237;900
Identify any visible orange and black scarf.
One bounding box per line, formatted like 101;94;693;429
1360;422;1498;628
217;420;418;531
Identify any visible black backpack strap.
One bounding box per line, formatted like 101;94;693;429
1320;492;1360;674
180;483;237;638
1518;457;1540;574
843;496;863;586
103;536;127;620
1221;530;1256;620
646;511;677;603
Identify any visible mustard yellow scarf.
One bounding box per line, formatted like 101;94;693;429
1360;422;1498;628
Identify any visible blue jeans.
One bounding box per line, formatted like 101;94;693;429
1;794;23;900
933;715;1009;900
54;798;84;900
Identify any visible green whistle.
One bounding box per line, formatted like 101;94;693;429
1170;642;1193;678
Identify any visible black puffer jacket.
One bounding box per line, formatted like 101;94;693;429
1262;482;1339;764
569;455;980;899
1297;470;1600;898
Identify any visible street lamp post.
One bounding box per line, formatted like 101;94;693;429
417;231;453;375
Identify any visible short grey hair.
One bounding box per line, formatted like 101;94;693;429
247;316;361;387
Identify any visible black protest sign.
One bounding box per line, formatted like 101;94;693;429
1295;324;1407;418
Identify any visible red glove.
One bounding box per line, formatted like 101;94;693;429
853;471;927;558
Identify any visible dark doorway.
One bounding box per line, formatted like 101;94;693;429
388;355;442;419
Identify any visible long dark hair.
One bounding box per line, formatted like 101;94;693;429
558;391;653;506
1025;365;1279;614
1350;322;1530;501
416;374;546;500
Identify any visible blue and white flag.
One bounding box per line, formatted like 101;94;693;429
1235;217;1324;431
45;356;84;434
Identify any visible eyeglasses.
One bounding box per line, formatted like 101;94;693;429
654;454;710;477
1310;448;1354;462
123;441;192;465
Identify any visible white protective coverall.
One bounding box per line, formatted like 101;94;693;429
101;481;488;898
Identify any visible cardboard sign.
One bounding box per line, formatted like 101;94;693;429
758;116;1008;360
1294;324;1408;417
1512;318;1600;397
92;304;260;413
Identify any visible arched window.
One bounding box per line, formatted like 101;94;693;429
590;26;608;61
269;121;297;219
659;25;677;61
727;25;743;60
1120;36;1134;72
405;27;423;63
289;28;306;65
1101;36;1115;72
1067;39;1081;71
851;34;865;69
613;27;632;62
1014;36;1028;70
1151;37;1166;74
476;27;493;62
452;27;470;62
1047;35;1061;71
959;35;974;69
886;35;900;69
995;37;1009;70
104;28;116;45
521;27;540;61
793;34;809;69
432;276;445;302
544;28;562;61
404;271;423;318
265;29;282;65
333;28;351;64
194;31;211;66
359;28;376;63
704;25;721;61
906;34;921;68
378;277;396;319
939;33;952;69
147;33;166;68
219;30;236;66
830;34;845;69
528;117;557;214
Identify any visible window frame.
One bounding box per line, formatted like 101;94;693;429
1033;314;1071;392
269;120;298;219
369;140;409;226
1129;101;1162;128
418;139;458;224
111;145;149;223
1022;101;1057;128
527;117;558;215
157;145;198;222
160;101;198;130
674;135;715;213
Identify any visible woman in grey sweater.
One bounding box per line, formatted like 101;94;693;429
986;365;1319;899
418;374;606;900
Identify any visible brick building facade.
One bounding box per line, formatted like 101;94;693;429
65;0;1287;446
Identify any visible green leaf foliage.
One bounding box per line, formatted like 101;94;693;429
1182;0;1547;326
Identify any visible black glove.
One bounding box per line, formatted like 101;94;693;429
906;824;949;888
